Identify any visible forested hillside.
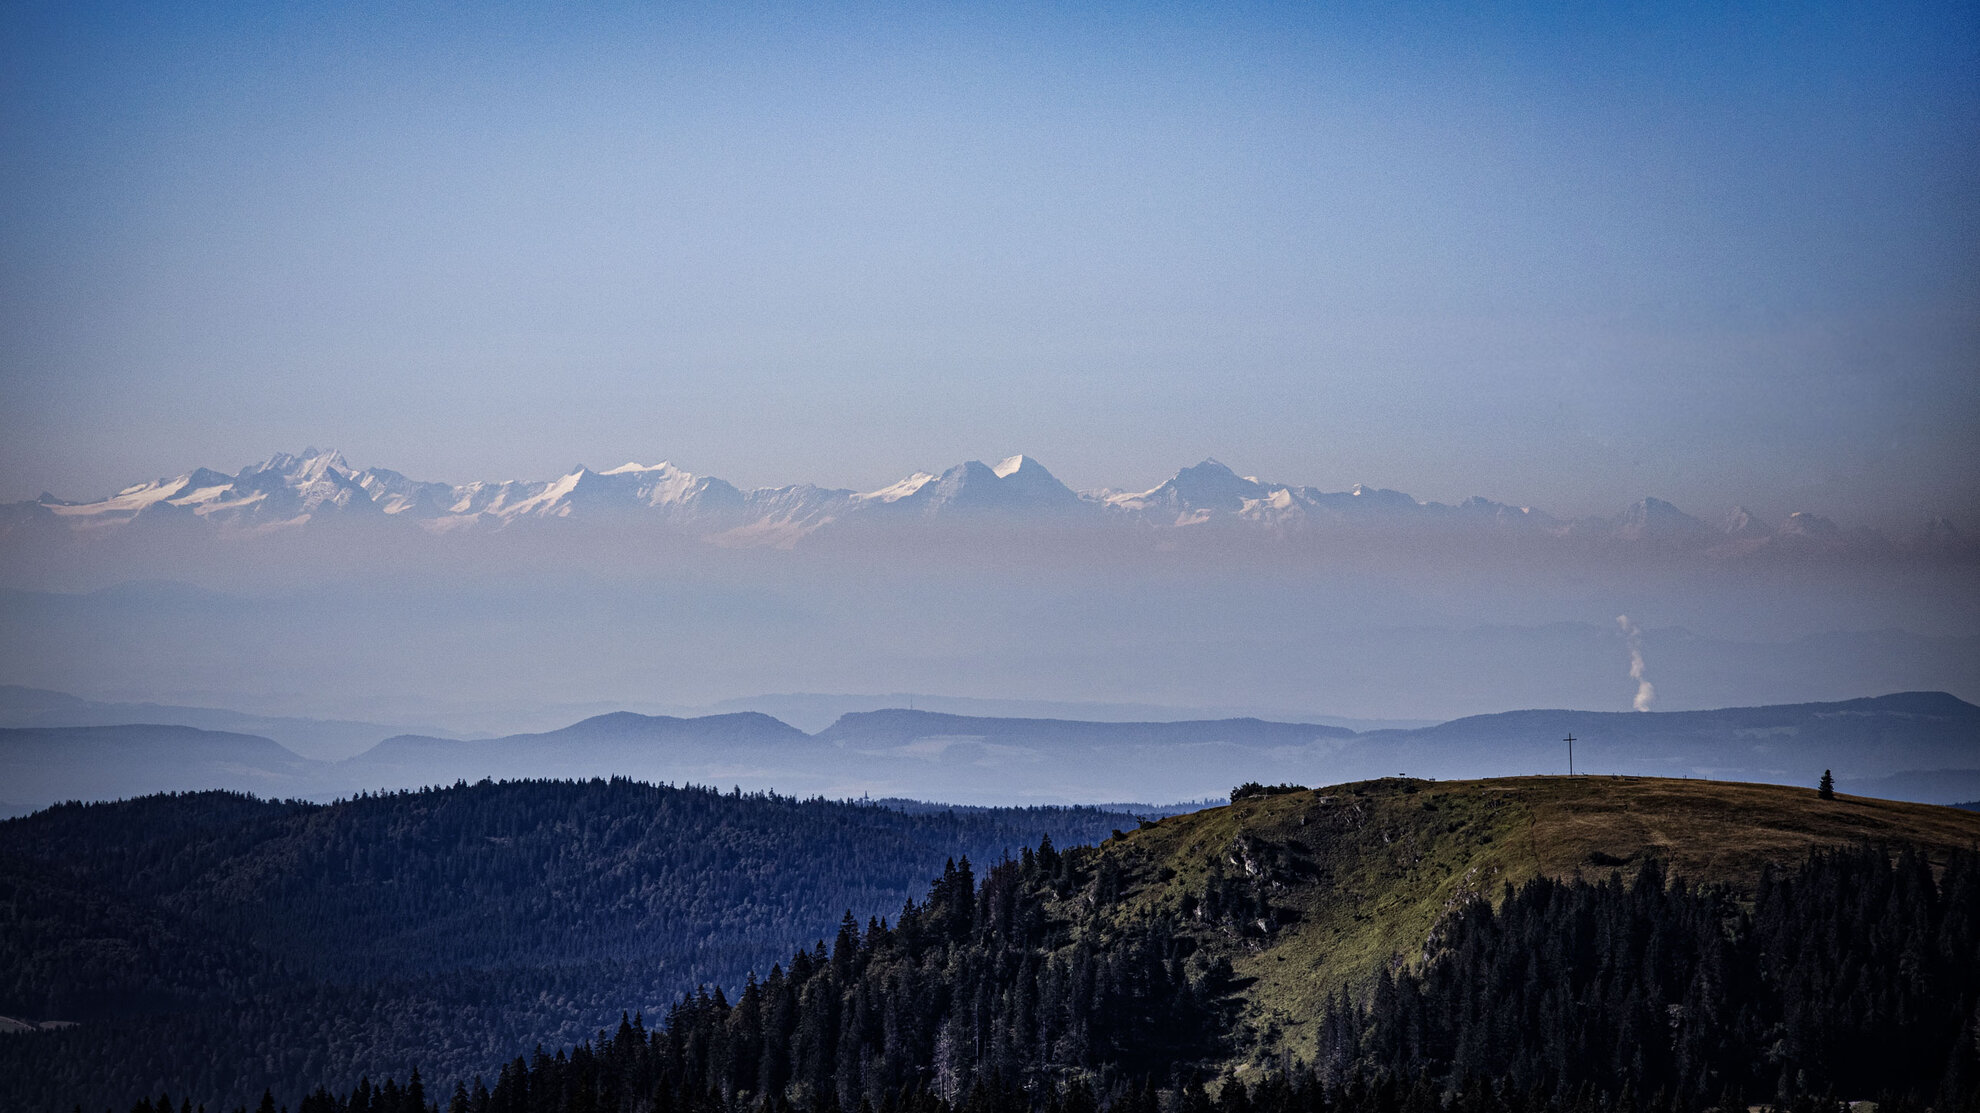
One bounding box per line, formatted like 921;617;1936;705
1320;846;1980;1104
115;824;1980;1113
0;779;1146;1112
16;776;1980;1113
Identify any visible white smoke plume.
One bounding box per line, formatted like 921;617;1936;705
1616;615;1655;711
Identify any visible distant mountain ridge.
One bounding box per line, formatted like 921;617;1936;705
813;708;1358;747
1353;690;1980;794
0;684;439;761
3;691;1975;811
0;724;319;803
6;448;1963;558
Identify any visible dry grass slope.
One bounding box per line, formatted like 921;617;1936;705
1085;775;1980;1073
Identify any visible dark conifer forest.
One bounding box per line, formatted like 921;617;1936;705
0;779;1145;1112
428;844;1971;1113
60;839;1980;1113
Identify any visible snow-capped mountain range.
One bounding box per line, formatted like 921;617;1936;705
3;448;1963;558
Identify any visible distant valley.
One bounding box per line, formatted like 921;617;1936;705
5;453;1971;732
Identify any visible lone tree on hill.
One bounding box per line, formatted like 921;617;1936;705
1819;769;1835;799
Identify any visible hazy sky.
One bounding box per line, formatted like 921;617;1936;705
3;1;1976;527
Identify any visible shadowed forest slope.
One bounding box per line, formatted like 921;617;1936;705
0;779;1148;1112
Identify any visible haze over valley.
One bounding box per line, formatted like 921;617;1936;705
2;448;1973;734
5;689;1977;818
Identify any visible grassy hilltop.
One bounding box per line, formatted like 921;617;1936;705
1084;775;1980;1071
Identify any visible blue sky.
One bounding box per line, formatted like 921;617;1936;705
3;0;1975;527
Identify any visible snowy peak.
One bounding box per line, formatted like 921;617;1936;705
1612;496;1713;543
6;449;1948;561
487;460;746;521
249;447;343;478
1110;459;1266;520
1779;511;1842;539
1453;496;1551;526
1345;484;1419;509
857;472;939;505
1168;459;1265;508
991;454;1032;479
149;447;378;524
857;456;1083;517
354;467;454;517
1108;462;1457;531
1721;506;1772;539
501;469;588;518
937;456;1082;514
